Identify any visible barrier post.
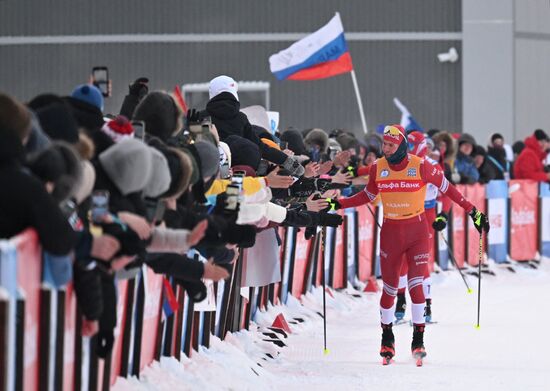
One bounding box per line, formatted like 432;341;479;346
539;183;550;257
0;292;7;391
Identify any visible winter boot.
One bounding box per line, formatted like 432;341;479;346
411;324;426;358
395;292;407;321
425;298;432;323
380;323;395;359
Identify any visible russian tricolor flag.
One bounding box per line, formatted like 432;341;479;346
269;13;353;81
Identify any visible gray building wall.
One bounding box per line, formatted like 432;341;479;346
463;0;550;145
462;0;514;146
0;1;463;137
514;0;550;142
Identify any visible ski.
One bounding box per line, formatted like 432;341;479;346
394;318;410;326
408;320;438;326
415;356;423;367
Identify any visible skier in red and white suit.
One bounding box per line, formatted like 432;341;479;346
330;125;489;361
395;131;439;323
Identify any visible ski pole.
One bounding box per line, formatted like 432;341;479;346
475;235;483;329
439;233;473;293
320;227;329;355
366;205;382;230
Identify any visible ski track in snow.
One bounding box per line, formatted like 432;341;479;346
113;260;550;391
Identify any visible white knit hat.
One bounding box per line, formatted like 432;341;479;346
209;75;239;101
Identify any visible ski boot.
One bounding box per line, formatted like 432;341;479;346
380;323;395;365
425;298;432;323
394;292;407;323
411;324;427;366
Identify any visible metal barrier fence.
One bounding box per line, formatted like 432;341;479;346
1;179;549;390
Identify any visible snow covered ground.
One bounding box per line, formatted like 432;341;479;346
113;259;550;391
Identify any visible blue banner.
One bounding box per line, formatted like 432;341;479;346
486;180;509;263
540;183;550;256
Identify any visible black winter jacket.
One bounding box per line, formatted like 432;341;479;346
0;130;76;254
205;92;287;165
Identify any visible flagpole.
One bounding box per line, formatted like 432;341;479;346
349;70;368;134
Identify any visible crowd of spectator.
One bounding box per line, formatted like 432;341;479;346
1;73;548;358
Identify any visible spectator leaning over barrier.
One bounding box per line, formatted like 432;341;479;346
513;129;550;182
205;75;304;176
0;92;76;254
455;133;480;184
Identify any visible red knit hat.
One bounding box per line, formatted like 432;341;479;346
101;115;134;142
383;124;406;144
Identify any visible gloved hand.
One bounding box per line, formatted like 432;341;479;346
186;108;201;124
220;223;256;248
178;280;207;302
282;156;305;177
324;198;341;212
432;212;448;231
128;77;149;99
314;178;333;193
101;223;147;258
96;330;114;358
304;226;317;240
469;208;490;234
317;212;343;227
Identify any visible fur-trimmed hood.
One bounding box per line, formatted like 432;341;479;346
432;131;456;162
304;128;329;153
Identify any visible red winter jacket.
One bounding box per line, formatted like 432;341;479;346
513;135;548;181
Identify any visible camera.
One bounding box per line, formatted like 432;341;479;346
131;120;146;141
91;190;109;223
92;66;109;97
144;197;166;224
224;184;240;212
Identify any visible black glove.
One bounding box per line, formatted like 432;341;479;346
96;330;114;358
178;280;207;302
186;108;201;124
288;178;316;198
220;223;256;248
101;223;147;258
469;208;490;234
128;77;149;99
317;212;343;227
432;212;448;231
305;226;317;240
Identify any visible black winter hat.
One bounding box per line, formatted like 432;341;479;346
512;141;525;155
63;96;104;131
471;145;487;157
133;92;182;142
0;127;24;165
534;129;549;141
27;142;82;203
36;102;80;144
280;128;307;155
225;135;261;170
458;133;476;147
490;133;504;143
27;93;64;111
